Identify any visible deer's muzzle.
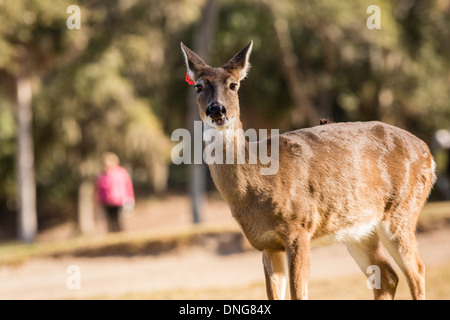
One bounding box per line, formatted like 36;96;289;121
206;103;227;126
206;103;226;118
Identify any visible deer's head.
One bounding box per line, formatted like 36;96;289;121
181;41;253;130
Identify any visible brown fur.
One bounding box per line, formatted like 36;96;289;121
181;42;436;300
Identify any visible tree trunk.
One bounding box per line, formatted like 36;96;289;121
77;178;95;235
266;3;319;127
16;74;37;242
186;0;220;224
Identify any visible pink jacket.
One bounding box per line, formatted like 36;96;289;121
97;166;135;206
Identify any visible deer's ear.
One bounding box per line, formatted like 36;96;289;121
223;41;253;81
180;42;207;82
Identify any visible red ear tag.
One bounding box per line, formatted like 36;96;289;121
185;70;195;85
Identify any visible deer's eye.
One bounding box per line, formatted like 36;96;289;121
229;83;238;91
194;85;203;93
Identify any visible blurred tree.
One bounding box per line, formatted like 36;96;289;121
185;0;220;224
0;0;77;241
264;0;319;127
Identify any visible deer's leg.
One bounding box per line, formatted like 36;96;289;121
262;250;287;300
379;225;425;300
346;235;399;300
285;231;310;300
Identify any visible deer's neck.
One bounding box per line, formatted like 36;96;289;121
203;121;260;204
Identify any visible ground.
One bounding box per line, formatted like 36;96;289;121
1;193;450;300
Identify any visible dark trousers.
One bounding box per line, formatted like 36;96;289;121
104;205;123;232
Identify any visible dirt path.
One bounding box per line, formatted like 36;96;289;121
1;228;449;299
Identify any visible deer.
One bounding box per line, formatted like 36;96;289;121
180;41;436;300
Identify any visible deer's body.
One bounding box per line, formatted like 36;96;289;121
211;121;434;250
181;41;436;300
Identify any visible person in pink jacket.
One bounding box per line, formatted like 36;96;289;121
96;152;135;232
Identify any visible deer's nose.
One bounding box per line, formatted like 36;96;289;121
206;103;226;118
